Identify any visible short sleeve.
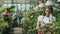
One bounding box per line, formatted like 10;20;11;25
38;15;43;21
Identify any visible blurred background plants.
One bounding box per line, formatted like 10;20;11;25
0;17;9;34
0;5;60;34
0;6;15;34
0;6;60;34
21;8;60;34
21;8;44;34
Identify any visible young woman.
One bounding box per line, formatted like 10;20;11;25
36;6;56;34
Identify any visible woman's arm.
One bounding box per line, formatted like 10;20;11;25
36;21;41;29
36;15;43;29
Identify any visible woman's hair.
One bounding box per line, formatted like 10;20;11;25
43;6;53;16
6;8;11;13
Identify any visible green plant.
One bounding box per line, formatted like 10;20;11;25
53;11;60;34
21;8;60;34
0;6;15;34
0;17;9;34
21;9;42;34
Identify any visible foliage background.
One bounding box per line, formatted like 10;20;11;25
0;6;60;34
21;8;60;34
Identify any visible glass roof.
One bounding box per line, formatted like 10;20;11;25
0;0;38;4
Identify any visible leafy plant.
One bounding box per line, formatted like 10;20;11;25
0;17;9;34
21;8;60;34
21;9;42;34
0;6;15;34
53;11;60;34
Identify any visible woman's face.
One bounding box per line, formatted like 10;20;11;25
45;8;51;15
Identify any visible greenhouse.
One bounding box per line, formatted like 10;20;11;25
0;0;60;34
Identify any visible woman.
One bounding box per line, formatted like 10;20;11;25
36;6;56;34
4;8;12;22
2;8;12;34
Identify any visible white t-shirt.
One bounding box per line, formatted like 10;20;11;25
38;14;56;27
36;14;56;29
38;15;56;24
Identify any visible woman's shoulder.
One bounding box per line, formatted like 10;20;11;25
38;15;44;21
38;15;44;19
38;15;44;18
